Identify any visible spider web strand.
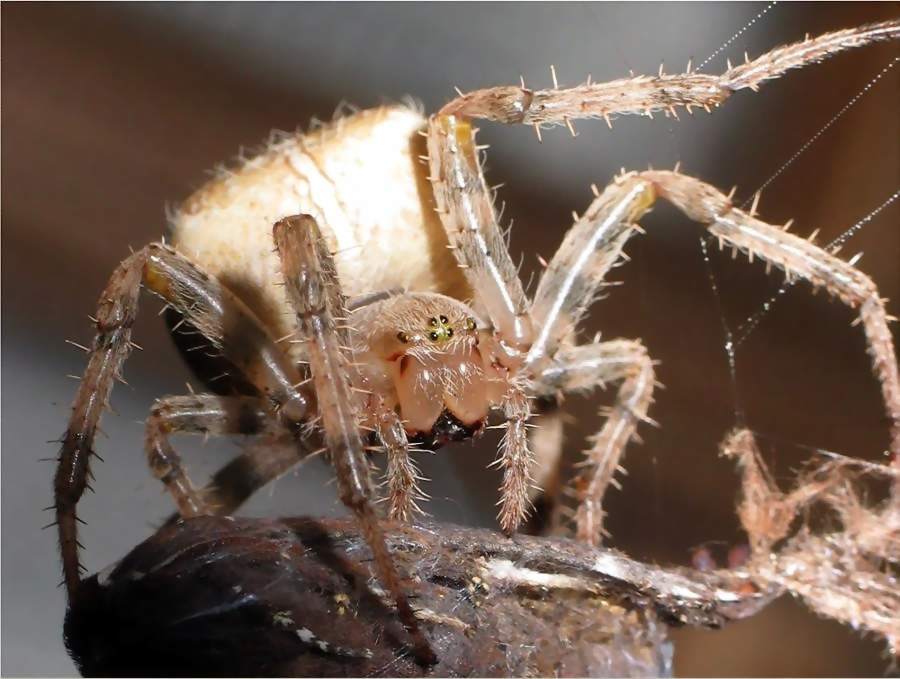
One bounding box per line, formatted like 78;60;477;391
740;56;899;210
696;2;779;73
700;237;746;426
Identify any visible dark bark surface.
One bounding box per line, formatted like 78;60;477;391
64;516;768;677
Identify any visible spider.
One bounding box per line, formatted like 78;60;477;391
54;20;900;665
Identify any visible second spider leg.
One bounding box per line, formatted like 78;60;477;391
427;114;537;535
528;171;898;456
426;114;536;534
535;339;656;545
145;393;282;518
645;170;900;456
273;215;436;666
54;243;312;599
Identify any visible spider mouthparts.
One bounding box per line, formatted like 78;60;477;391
408;410;484;450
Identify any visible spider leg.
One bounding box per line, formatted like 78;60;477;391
528;170;899;456
527;181;652;366
440;21;899;128
427;114;538;536
54;243;310;599
492;387;534;535
426;115;533;353
159;432;318;528
346;293;427;521
644;169;900;457
272;215;436;666
373;397;428;522
145;393;282;517
534;339;656;545
522;179;657;540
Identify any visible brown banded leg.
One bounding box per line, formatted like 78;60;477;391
534;339;656;545
160;434;319;528
273;215;435;666
54;243;311;600
145;394;281;518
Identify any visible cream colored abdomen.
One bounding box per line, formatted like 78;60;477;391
170;105;469;342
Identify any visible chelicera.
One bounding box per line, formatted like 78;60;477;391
54;20;900;665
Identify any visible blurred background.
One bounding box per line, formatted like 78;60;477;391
3;2;898;675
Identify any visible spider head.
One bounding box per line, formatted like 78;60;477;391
355;293;508;442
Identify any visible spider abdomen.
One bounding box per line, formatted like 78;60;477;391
169;105;470;364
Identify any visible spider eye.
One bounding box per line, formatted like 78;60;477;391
397;331;409;343
465;317;477;331
426;315;454;343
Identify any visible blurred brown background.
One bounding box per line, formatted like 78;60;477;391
2;3;898;675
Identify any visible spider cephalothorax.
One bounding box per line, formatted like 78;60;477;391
54;20;900;667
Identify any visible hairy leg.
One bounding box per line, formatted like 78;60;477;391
527;181;651;366
646;170;900;457
426;115;535;535
146;393;281;517
440;21;899;130
532;169;898;454
535;339;656;545
54;243;310;599
372;396;428;522
273;215;435;665
491;386;534;534
425;116;533;352
347;290;427;521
